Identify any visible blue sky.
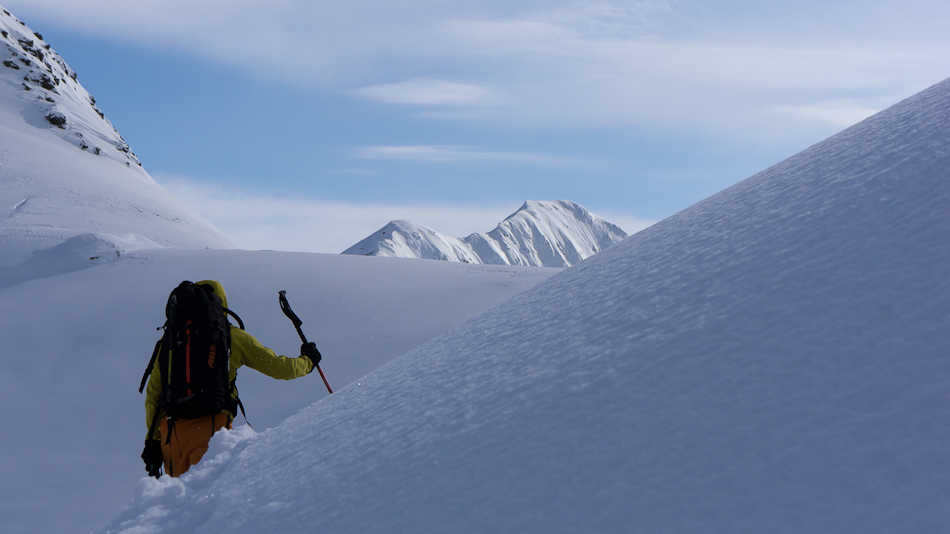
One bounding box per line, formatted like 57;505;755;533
4;0;949;253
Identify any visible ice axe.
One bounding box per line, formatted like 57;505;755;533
279;290;333;394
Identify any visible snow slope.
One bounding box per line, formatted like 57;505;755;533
0;6;233;266
343;200;629;267
0;249;557;534
101;77;949;533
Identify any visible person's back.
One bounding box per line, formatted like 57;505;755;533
140;280;321;477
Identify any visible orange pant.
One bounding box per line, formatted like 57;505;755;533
159;413;231;477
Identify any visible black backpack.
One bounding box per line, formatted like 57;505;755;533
140;281;245;439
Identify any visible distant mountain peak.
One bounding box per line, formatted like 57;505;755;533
343;200;628;267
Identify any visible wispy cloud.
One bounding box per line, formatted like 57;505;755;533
157;174;518;254
351;78;507;107
352;145;584;166
770;100;882;128
8;0;950;142
158;174;657;254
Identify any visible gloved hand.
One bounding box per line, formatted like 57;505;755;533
301;341;322;370
141;439;163;478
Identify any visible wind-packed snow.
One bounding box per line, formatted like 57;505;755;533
343;200;629;267
0;8;233;265
99;77;949;533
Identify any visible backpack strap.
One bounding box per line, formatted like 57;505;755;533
147;402;163;442
228;377;251;428
224;307;244;330
223;307;249;426
138;337;163;394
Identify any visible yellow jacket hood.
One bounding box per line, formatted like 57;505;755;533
195;279;228;310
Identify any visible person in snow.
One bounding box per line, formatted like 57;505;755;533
140;280;321;477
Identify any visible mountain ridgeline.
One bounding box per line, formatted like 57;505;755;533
0;8;139;167
0;7;233;266
343;200;629;267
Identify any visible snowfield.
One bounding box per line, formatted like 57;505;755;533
97;78;949;533
0;248;558;534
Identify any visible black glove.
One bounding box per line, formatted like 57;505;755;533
141;439;163;478
301;342;322;369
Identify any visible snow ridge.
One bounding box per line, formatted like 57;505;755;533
343;200;628;267
0;7;138;167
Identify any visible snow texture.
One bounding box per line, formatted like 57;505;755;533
0;7;233;266
343;199;629;267
97;75;950;533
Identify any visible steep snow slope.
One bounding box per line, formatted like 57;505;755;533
0;6;232;265
0;249;557;534
343;200;628;267
102;77;949;533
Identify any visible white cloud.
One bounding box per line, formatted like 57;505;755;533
351;145;583;166
352;78;507;107
157;174;517;254
770;101;882;128
597;212;657;237
7;0;950;141
156;175;656;254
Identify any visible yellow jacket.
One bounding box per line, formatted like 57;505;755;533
144;280;313;440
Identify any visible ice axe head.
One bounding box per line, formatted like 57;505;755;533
278;290;303;329
279;290;332;394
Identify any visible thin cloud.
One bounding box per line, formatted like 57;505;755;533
352;78;507;107
770;101;883;128
8;0;950;141
352;145;584;166
157;175;654;254
157;174;517;254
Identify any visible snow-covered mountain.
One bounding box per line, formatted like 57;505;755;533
343;200;628;267
0;6;232;266
98;77;949;533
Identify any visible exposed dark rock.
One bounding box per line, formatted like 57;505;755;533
45;111;66;127
24;72;56;91
3;59;18;70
